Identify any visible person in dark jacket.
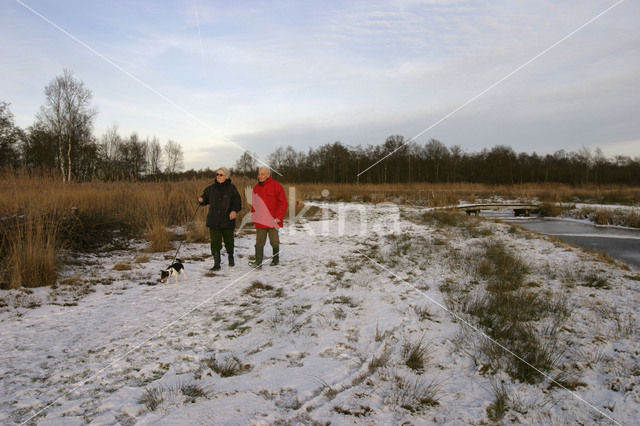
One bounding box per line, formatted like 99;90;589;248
198;167;241;271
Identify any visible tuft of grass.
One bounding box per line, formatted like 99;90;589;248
540;202;564;217
581;272;611;289
416;209;465;227
375;322;386;342
613;312;635;338
243;281;284;298
145;219;173;252
445;238;567;384
387;373;440;412
333;306;346;320
180;382;208;399
205;354;242;377
369;345;393;372
112;263;132;271
414;305;435;321
548;372;587;391
333;404;373;417
486;381;509;422
478;240;529;291
402;336;430;372
3;215;58;289
140;386;164;411
325;295;358;307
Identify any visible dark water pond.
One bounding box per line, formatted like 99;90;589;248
484;211;640;271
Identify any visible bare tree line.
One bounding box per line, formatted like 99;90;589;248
233;137;640;186
3;70;638;185
1;70;184;181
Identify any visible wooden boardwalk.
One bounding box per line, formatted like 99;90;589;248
456;203;541;217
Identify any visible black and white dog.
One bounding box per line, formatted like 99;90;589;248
160;259;186;283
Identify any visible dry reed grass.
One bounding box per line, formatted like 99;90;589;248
576;206;640;228
5;215;58;289
1;172;636;289
145;218;173;253
0;173;255;289
292;182;640;207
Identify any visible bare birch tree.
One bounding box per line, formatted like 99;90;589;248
38;69;95;182
147;136;163;177
164;140;184;175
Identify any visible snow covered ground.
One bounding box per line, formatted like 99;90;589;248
1;202;639;424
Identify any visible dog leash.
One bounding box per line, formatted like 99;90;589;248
168;202;201;266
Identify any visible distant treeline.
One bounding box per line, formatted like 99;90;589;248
232;136;640;185
2;70;638;185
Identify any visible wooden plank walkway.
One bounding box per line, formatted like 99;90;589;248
456;203;541;217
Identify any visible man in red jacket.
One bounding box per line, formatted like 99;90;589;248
249;167;288;269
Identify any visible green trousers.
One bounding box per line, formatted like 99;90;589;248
210;228;235;254
255;228;280;248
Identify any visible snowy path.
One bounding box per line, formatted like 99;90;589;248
1;202;639;424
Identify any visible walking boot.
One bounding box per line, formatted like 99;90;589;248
211;251;221;271
228;249;235;267
270;246;280;266
249;246;263;269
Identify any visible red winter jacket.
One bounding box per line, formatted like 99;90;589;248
252;177;288;228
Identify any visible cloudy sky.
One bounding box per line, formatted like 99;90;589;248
1;0;638;171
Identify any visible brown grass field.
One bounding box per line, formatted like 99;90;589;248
293;182;640;206
1;172;639;289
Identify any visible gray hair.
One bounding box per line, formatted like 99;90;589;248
216;167;230;178
258;166;271;175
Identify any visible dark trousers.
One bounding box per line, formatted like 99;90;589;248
210;228;234;254
255;228;279;248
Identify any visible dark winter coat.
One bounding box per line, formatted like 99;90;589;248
200;179;242;229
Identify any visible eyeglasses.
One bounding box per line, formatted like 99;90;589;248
216;173;225;176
